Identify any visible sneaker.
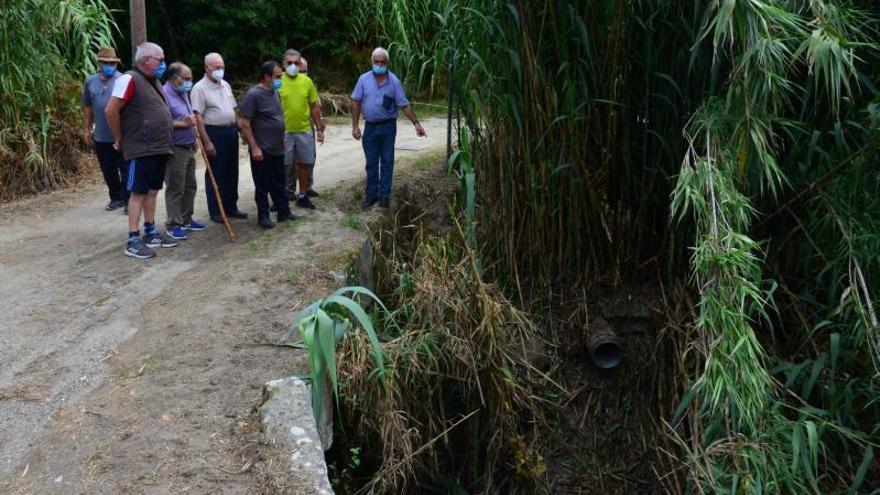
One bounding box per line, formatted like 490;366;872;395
124;237;155;259
296;196;317;210
378;197;390;208
306;189;321;198
184;220;206;231
362;196;377;210
258;217;276;229
167;226;188;240
228;210;249;219
106;200;125;211
277;212;297;223
144;231;178;248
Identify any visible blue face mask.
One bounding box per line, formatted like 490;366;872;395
152;60;167;79
272;79;282;90
101;64;116;77
372;64;388;75
176;80;193;93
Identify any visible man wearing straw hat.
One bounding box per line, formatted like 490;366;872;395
82;47;128;212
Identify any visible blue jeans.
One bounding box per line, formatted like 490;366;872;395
362;119;397;199
204;126;240;217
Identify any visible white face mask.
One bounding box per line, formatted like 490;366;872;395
285;64;298;77
211;68;225;81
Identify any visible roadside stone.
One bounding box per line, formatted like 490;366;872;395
259;377;334;495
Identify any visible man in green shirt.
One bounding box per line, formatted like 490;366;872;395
279;49;324;210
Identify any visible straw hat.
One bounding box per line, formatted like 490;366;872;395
97;47;121;63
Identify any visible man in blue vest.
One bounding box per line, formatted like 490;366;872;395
105;42;178;259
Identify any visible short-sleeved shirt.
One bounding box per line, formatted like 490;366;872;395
351;71;409;123
239;84;285;155
278;74;319;134
82;72;121;142
190;77;237;126
163;83;196;146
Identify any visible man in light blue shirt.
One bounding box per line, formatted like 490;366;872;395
351;47;426;209
82;47;128;211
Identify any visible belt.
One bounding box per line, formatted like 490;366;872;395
205;124;237;129
366;118;396;125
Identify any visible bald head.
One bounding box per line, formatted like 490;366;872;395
204;53;225;82
204;52;223;66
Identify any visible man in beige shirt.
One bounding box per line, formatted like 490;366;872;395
191;52;247;222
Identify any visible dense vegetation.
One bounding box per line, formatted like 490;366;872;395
104;0;356;89
3;0;879;492
0;0;115;199
352;0;880;493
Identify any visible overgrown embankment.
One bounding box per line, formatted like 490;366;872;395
0;0;115;200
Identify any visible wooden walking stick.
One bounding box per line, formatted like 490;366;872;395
197;138;235;241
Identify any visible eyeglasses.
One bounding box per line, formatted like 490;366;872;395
147;55;165;64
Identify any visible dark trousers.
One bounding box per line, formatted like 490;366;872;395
204;126;239;217
362;119;397;199
94;141;129;202
250;152;291;219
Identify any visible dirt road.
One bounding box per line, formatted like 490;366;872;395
0;118;446;493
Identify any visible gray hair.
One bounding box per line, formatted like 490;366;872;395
283;49;301;60
371;47;390;64
134;42;162;65
204;52;223;66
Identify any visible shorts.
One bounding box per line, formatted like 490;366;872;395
284;131;316;166
127;154;168;194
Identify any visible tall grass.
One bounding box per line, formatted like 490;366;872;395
355;0;880;491
0;0;116;199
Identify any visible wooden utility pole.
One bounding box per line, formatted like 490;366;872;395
130;0;146;58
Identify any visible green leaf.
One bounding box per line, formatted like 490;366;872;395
323;295;386;376
847;445;874;495
316;309;339;407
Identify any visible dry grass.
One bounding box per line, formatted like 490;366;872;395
330;174;551;494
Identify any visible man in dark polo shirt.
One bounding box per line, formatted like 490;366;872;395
238;61;295;228
105;42;178;259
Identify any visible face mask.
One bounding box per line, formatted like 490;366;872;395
372;64;388;75
272;79;282;90
152;60;167;79
101;64;116;77
177;80;193;93
285;64;298;77
211;68;225;81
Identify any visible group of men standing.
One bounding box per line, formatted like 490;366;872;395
82;42;425;259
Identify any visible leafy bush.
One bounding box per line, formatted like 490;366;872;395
0;0;116;199
106;0;354;88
